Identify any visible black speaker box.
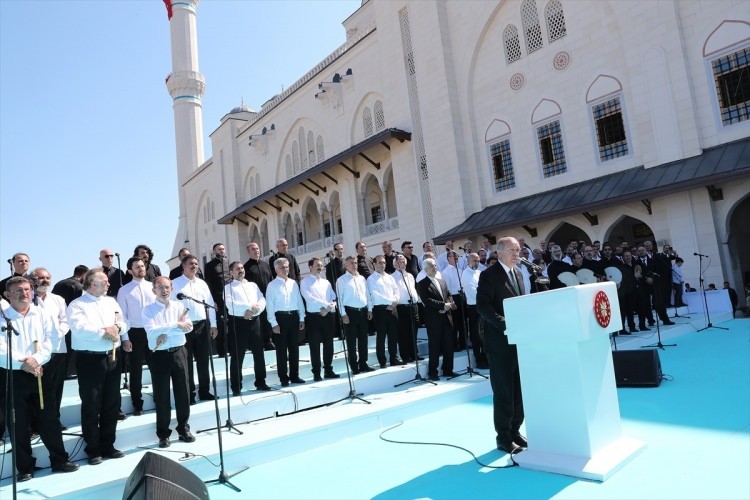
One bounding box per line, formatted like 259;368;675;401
123;452;208;500
612;349;662;387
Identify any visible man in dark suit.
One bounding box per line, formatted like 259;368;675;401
415;258;456;381
476;236;526;454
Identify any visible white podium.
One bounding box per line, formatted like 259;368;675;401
503;282;645;481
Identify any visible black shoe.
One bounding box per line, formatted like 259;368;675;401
313;374;323;382
60;424;69;431
159;438;170;448
639;326;650;332
264;343;276;351
443;371;458;378
360;365;375;373
232;390;241;397
104;449;125;459
513;434;528;448
290;377;306;384
256;383;272;391
198;392;217;401
663;320;676;325
17;472;33;482
281;380;290;387
428;374;440;382
379;363;387;369
611;331;619;337
324;371;340;379
497;439;521;454
117;411;127;421
190;398;197;406
648;321;655;326
133;409;143;416
87;456;103;466
390;358;406;366
52;461;79;473
179;431;196;443
620;330;632;335
351;368;361;375
416;356;425;361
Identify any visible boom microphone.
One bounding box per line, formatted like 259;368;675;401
176;292;191;301
693;252;709;257
518;257;543;272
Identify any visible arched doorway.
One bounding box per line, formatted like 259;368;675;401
727;195;750;288
607;216;655;248
547;222;590;249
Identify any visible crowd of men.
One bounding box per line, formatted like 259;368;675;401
0;234;736;480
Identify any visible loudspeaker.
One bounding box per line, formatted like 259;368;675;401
612;349;662;387
123;452;208;500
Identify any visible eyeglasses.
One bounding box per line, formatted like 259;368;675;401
406;246;413;249
104;254;114;258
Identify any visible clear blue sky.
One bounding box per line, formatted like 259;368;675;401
0;0;361;286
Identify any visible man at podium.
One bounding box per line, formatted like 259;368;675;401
476;236;526;454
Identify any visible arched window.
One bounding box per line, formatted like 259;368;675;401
521;0;543;54
299;127;307;170
503;25;522;64
374;100;385;132
292;141;300;174
363;106;374;137
545;0;566;43
285;155;293;179
316;135;325;163
307;130;316;167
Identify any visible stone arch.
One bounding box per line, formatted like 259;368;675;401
382;164;397;219
362;174;383;225
301;196;322;244
726;193;750;287
604;215;655;249
585;74;623;103
531;98;562;124
703;19;750;57
546;221;592;249
351;92;386;144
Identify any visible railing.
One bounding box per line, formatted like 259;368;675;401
364;217;398;236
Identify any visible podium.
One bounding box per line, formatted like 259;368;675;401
503;282;645;481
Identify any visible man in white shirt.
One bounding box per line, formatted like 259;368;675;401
30;268;69;423
436;240;455;272
336;256;373;374
143;277;195;448
1;277;79;481
367;255;404;368
392;255;422;363
224;261;268;394
172;255;218;404
442;251;466;351
68;269;130;465
461;254;488;369
266;258;306;387
116;257;156;415
300;257;340;381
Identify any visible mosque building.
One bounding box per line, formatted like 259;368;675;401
163;0;749;289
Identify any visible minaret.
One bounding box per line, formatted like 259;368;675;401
164;0;205;257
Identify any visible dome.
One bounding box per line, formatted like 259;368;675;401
229;103;255;114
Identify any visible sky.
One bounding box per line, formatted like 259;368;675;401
0;0;361;287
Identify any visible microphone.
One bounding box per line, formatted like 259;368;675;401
518;257;543;272
693;252;709;257
6;259;11;264
115;252;120;257
176;292;193;301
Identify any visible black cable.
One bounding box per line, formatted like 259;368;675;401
379;421;520;469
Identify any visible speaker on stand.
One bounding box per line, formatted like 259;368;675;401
122;452;209;500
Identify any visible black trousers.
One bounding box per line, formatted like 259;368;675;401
0;368;70;474
426;314;454;377
484;331;524;443
228;315;266;392
76;351;121;458
372;305;400;365
305;312;335;375
396;304;418;361
618;291;637;330
127;327;150;410
183;320;211;398
451;294;467;350
259;310;274;347
344;307;369;370
148;347;190;439
45;352;67;420
465;305;485;363
274;312;300;383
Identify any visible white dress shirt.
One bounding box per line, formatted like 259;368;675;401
142;299;191;350
442;264;462;295
171;274;217;326
68;292;129;352
416;269;442;282
117;278;156;329
392;270;420;304
265;277;305;327
37;292;68;353
436;252;450;272
224;279;266;318
0;304;54;370
336;272;368;315
517;265;532;296
366;272;399;310
461;267;481;306
300;275;336;313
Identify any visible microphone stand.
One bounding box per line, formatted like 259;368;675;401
449;266;487;381
395;269;436;387
183;296;247;492
1;310;19;499
115;254;129;391
642;276;676;350
695;254;728;332
671;265;690;320
329;270;370;405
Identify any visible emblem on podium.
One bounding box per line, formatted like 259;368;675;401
594;290;611;327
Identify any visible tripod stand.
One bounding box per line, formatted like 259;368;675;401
198;257;243;435
330;261;370;405
1;310;20;500
642;278;676;350
449;263;487;381
695;253;728;332
181;296;246;492
395;269;436;387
